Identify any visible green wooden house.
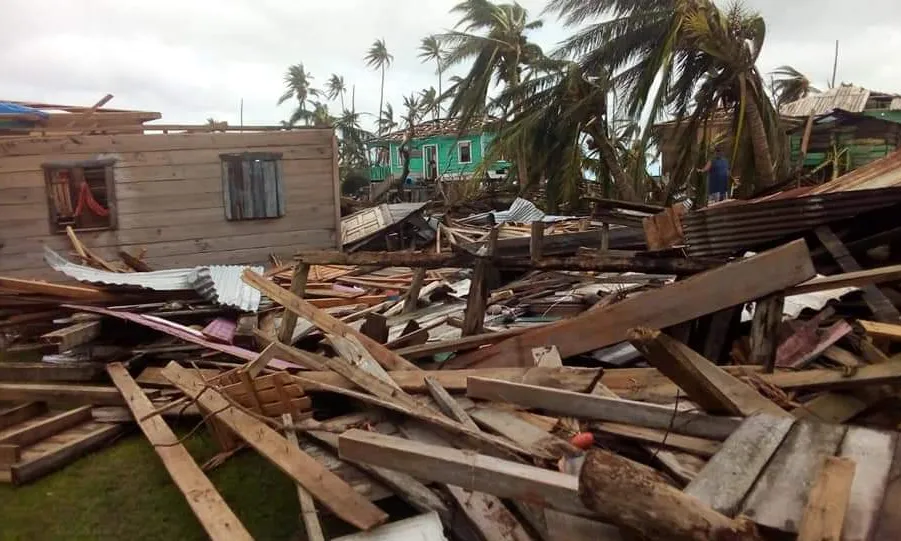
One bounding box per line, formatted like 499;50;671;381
368;118;510;184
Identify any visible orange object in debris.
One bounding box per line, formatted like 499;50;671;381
570;432;595;449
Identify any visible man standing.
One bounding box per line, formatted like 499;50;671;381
698;147;730;205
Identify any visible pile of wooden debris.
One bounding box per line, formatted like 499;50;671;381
5;195;901;539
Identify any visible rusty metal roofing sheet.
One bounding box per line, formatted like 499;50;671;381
780;85;870;117
45;247;263;311
682;188;901;257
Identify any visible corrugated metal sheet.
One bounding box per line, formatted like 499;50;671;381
45;247;263;311
189;265;264;312
461;198;577;225
781;85;870;117
682;189;901;257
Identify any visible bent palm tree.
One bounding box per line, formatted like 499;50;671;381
419;87;441;121
365;39;394;135
326;74;347;111
772;65;819;108
418;35;447;118
278;63;320;127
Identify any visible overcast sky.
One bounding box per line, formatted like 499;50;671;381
2;0;899;128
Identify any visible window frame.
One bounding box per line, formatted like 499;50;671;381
42;158;118;234
219;152;285;221
457;140;473;165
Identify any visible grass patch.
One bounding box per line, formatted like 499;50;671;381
0;426;401;541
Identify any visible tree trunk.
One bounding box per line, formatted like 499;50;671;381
437;63;443;120
579;449;764;541
745;95;776;189
378;67;386;136
593;128;639;202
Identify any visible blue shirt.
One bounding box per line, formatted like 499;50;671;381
708;157;729;195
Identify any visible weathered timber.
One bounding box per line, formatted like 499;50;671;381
530;222;544;263
788;263;901;295
278;263;310;344
403;268;427;315
590;422;721;457
685;415;796;516
293;250;717;274
750;295;785;372
423;376;479;431
161;362;388;530
0;406;92;447
629;328;789;418
396;327;531;359
0;403;46;431
466;378;740;440
242;270;420;371
281;415;325;541
107;363;252;541
838;426;896;541
579;449;764;541
872;436;901;540
453;239;816;368
797;457;856;541
462;226;498;337
338;429;590;517
40;321;102;352
0;382;149;406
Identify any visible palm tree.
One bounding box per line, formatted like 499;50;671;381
334;109;372;169
772;65;820;108
418;36;447;118
326;74;347;111
277;63;320;126
365;39;394;135
419;87;441;121
378;102;399;134
442;0;545;185
548;0;784;190
310;102;333;127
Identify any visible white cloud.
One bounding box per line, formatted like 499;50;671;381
1;0;897;129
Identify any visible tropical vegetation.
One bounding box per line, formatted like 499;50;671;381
276;0;817;206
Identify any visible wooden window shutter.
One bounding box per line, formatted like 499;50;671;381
221;153;284;221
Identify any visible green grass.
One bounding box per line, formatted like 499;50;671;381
0;427;402;541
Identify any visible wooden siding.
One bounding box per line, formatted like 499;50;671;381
0;130;340;278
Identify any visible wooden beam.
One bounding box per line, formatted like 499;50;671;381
338;429;590;517
453;240;816;368
858;319;901;341
579;449;764;541
10;423;123;485
462;226;498;336
0;277;114;301
816;227;901;322
160;362;388;531
242;270;420;371
278;263;310;344
466;377;740;440
396;327;531;359
0;403;46;431
40;321;102;352
797;457;856;541
749;295;784;372
0;382;146;406
403;268;427;315
106;363;252;541
591;422;721;457
628;328;789;418
0;406;92;447
530;222;544;263
297;367;601;393
423;376;480;431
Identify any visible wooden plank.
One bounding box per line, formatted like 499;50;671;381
0;403;46;431
0;406;92;447
740;421;848;533
242;269;420;371
281;415;325;541
107;363;252;541
396;327;531;359
403;268;427;314
454;239;816;368
297;367;601;393
872;436;901;541
338;429;590;517
161;362;388;530
859;319;901;340
0;444;20;466
530;221;544;262
628;328;789;418
797;457;856;541
749;295;784;371
685;415;796;515
11;423;124;485
591;422;721;457
0;383;140;406
469;406;580;459
792;393;871;423
531;346;563;368
838;426;896;541
0;277;114;301
463;226;498;336
466;377;740;440
816;227;901;322
332;512;447;541
789;263;901;296
40;321;102;351
423;376;479;431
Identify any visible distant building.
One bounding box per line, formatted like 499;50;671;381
367;118;511;185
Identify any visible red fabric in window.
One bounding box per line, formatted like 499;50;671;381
73;181;109;218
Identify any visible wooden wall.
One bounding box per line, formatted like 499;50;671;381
0;129;341;278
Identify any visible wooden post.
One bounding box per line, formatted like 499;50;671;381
579;449;764;541
282;414;325;541
601;223;610;252
462;227;499;337
530;221;544;263
403;268;427;315
277;263;310;344
750;295;785;373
